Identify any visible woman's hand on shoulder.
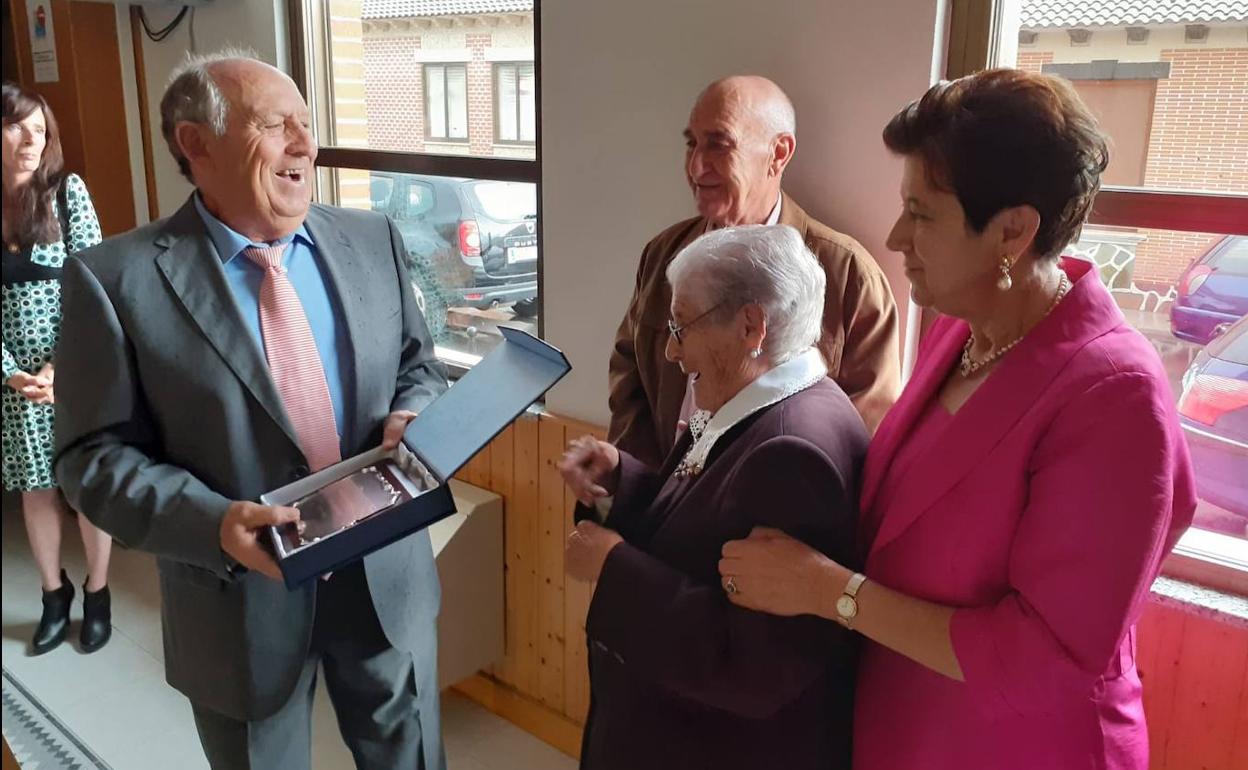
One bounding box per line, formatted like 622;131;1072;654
558;434;620;505
719;527;840;618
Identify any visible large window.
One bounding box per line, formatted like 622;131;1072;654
955;1;1248;582
494;62;536;144
292;0;540;366
364;170;538;355
424;64;469;142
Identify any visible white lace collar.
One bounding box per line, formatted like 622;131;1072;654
675;347;827;478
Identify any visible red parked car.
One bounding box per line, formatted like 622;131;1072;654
1177;314;1248;533
1170;235;1248;345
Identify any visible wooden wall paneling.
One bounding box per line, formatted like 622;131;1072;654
477;441;494;486
1140;602;1187;765
508;415;541;694
1231;656;1248;770
559;414;604;442
454;451;475;486
1161;611;1248;770
454;434;490;488
1135;604;1160;702
488;423;516;682
467;442;492;488
1136;602;1163;760
536;416;567;711
561;423;604;724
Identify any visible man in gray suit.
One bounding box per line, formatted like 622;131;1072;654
53;52;448;770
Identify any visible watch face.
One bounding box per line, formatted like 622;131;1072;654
836;595;858;620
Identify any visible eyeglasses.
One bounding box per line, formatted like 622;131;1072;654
667;300;727;345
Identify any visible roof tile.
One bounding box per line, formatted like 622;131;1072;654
363;0;534;20
1021;0;1248;29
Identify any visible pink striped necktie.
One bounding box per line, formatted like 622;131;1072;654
244;243;342;472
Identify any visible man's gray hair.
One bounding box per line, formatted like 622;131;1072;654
160;48;258;182
666;225;824;364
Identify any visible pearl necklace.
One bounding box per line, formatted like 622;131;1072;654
959;273;1070;378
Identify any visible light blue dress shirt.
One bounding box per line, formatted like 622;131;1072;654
193;195;353;447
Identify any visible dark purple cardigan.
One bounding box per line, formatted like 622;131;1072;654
578;377;868;770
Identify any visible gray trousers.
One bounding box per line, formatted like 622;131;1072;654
190;565;432;770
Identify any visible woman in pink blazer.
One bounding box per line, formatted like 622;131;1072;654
718;69;1197;769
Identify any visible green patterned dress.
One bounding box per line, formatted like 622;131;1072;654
2;174;102;491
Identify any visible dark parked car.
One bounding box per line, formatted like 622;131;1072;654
1177;313;1248;529
370;173;538;328
1170;235;1248;345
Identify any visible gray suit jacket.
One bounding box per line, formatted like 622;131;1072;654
53;197;448;743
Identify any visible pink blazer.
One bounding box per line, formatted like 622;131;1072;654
853;258;1197;770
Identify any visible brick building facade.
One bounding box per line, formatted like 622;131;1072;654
357;0;536;160
1017;2;1248;308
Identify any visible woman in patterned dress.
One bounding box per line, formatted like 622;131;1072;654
3;82;112;654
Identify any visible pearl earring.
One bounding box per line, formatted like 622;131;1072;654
997;256;1013;292
749;348;762;359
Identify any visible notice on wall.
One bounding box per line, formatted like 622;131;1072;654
26;0;59;83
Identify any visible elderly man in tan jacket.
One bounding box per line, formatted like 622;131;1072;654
608;75;900;468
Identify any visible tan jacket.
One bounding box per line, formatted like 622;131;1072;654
607;193;900;467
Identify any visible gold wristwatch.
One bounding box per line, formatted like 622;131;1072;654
835;572;867;628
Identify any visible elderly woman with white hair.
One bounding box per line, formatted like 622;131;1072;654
558;224;868;770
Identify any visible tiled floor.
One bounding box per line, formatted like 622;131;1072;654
1;504;575;770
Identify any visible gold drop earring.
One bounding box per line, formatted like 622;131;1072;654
996;256;1014;292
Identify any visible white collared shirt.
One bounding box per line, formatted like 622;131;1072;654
676;347;827;478
591;346;825;522
764;190;783;226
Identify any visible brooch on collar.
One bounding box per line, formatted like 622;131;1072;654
673;410;712;478
673;459;703;479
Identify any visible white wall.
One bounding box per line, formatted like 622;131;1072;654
116;0;290;221
540;0;947;424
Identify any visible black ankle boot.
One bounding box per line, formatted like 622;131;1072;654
80;581;112;653
32;570;74;655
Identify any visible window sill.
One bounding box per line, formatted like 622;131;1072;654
435;346;547;418
423;141;472;156
490;144;538;160
436;345;482;379
1151;575;1248;629
1162;527;1248;599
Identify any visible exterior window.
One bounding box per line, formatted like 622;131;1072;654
295;0;540;365
425;64;469;142
495;62;536;144
984;3;1248;565
1062;78;1155;186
